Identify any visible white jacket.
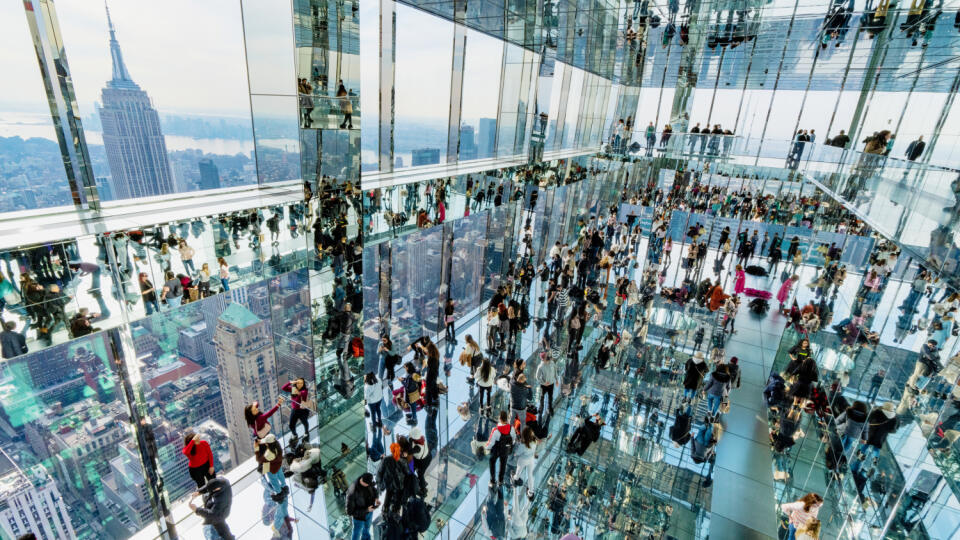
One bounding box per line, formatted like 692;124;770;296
364;380;383;404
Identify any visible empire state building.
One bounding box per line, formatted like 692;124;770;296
97;5;174;200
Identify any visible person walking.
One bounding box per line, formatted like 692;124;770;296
485;411;515;488
682;352;708;402
476;357;496;414
512;426;539;498
444;299;456;342
734;264;746;295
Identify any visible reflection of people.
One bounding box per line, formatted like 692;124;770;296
182;430;215;489
282;378;311;439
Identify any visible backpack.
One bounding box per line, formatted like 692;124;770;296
350;337;364;358
492;428;514;457
669;411;692;445
404;497;430;533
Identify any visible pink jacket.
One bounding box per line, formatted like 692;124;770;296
777;278;795;304
734;270;746;294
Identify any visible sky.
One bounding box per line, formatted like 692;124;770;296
3;0;254;118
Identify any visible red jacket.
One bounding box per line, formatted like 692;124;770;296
183;439;213;468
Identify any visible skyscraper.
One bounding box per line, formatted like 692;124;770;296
198;159;221;190
478;118;497;158
0;463;77;540
411;148;441;166
97;5;174;200
459;124;478;161
213;303;278;464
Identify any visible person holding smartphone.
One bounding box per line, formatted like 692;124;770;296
346;472;379;540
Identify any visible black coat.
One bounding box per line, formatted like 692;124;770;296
864;410;898;448
682;359;708;391
346;479;379;520
195;477;232;525
0;330;27;359
567;418;602;455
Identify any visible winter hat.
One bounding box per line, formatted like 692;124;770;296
729;357;739;365
693;352;705;363
881;401;896;416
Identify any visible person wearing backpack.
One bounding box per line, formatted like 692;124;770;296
485;411;514;488
510;374;533;429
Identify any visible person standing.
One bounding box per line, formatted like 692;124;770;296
512;426;539;498
182;430;215;489
138;272;160;315
865;369;885;402
178;239;196;275
779;493;823;540
0;321;27;359
189;476;234;540
217;257;230;292
905;135;925;161
161;270;184;309
485;411;515;488
363;372;383;428
444;299;456;342
777;274;799;312
536;352;558;416
645;122;656;155
346;473;379;540
282;378;311;439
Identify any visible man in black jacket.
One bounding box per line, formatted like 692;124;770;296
0;321;27;359
189;477;234;540
905;135;925;161
346;472;379;540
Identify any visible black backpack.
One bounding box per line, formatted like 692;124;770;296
404;496;430;533
493;429;514;457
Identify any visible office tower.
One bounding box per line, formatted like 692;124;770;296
459;124;478;160
198;158;222;190
102;443;154;534
411;148;441;166
213;303;279;464
0;463;77;540
97;5;174;200
395;156;404;168
478;118;496;158
96;175;115;201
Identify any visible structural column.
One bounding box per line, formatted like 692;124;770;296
24;0;100;210
379;0;396;171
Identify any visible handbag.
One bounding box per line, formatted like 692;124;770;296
437;382;448;395
459;350;472;366
720;400;731;414
406;389;421;404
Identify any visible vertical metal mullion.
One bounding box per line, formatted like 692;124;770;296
754;0;801;166
25;0;100;211
379;0;395;171
447;23;467;163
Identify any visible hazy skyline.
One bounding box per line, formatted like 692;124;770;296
3;0;253;117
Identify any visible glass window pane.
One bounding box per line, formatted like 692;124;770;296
461;29;503;161
0;2;73;212
56;0;257;200
394;6;452;168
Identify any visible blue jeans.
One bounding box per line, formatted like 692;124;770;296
707;394;723;415
262;470;288;530
184;258;196;275
145;298;160;315
166;295;182;309
787;523;797;540
684;388;696;399
351;512;373;540
850;444;880;475
220;277;230;291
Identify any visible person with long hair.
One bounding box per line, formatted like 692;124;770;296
256;434;294;535
281;378;310;439
476;357;495;414
363;372;383;428
217;257;230;291
444;299;456;341
463;335;482;382
779;492;823;540
182;429;215;488
512;426;539;499
244;397;282;444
